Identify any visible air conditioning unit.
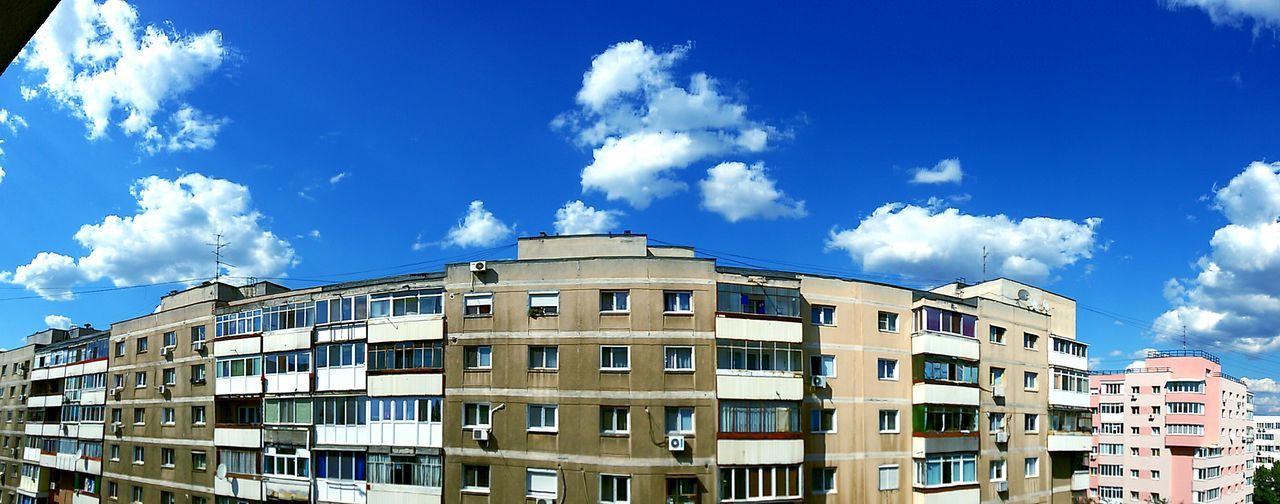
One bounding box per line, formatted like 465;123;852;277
471;428;490;442
992;386;1005;398
1149;414;1156;421
993;480;1009;493
534;499;553;504
667;435;687;452
192;341;205;352
1089;453;1097;460
156;385;168;395
111;386;123;396
17;395;26;402
1130;395;1138;402
111;423;121;434
160;346;174;357
811;375;828;389
995;431;1010;444
49;482;55;491
469;261;487;273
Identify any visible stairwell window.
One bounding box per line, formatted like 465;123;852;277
463;293;493;317
600;290;630;313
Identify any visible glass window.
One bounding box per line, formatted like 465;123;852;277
665;407;694;434
664;346;694;371
528;292;560;316
464;293;493;316
463;403;491;428
716;283;801;318
369;341;443;372
718;401;800;434
528;346;558;370
600;474;631;503
526;468;558;499
879;410;899;433
715;339;804;373
812;467;836;494
601;346;630;371
526;404;558;432
877;359;898;380
811;355;836;377
601;407;629;435
811;305;836;326
664;291;693;313
464;346;492;369
600;291;630;312
462;465;490;492
879;465;899;491
878;311;898;332
810;409;836;433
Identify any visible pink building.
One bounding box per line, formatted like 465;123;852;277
1090;350;1254;504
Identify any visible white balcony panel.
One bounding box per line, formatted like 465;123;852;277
215;476;263;501
29;368;48;381
265;372;311;394
78;423;104;441
265;477;311;502
913;487;979;504
60;423;80;438
1049;389;1091;409
82;359;108;374
1048;434;1094;452
18;465;47;494
216;375;263;396
367;484;442;504
912;331;980;360
40;424;59;436
215;428;262;448
263;326;313;353
54;452;79;472
64;363;84;377
368;421;443;449
22;447;40;462
367;316;445;344
911;436;979;458
38;453;55;469
913;383;979;406
316;323;367;344
28;395;61;408
1071;470;1090;491
1100;413;1124;423
315;425;370;447
716;374;803;401
368;374;443;397
72;493;100;504
23;424;41;437
74;457;101;475
214;336;261;357
316;478;368;504
1049;351;1089;371
715;316;802;343
316;367;366;392
716;439;804;465
80;390;106;405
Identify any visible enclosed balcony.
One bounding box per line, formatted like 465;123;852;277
715;339;804;400
714;283;802;343
1047;410;1093;451
913;357;980;406
1049;337;1089;371
911;307;979;360
716;401;803;465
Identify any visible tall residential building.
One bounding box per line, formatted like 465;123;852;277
1256;415;1279;469
1;341;37;504
1090;350;1255;504
0;233;1094;504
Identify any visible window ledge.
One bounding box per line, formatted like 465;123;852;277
600;368;631;373
663;311;695;316
664;369;696;374
462;314;492;319
460;489;490;495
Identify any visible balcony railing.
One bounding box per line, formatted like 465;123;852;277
1213;372;1244;386
1146;349;1220;363
1090;367;1170;375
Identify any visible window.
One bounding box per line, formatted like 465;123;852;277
1098;443;1123;455
1152;448;1161;456
192;450;207;471
811;467;836;494
989;412;1006;431
134;371;146;388
1167;380;1206;393
109;445;120;461
1099;464;1123;476
664;291;693;313
878;311;898;332
915;453;977;486
463;403;491;429
115;341;125;357
162;368;176;385
1167;402;1206;414
914;307;977;337
314;397;365;426
191;326;206;344
717;283;801;317
133;408;145;425
527;404;558;433
161;448;174;468
665;407;694;434
1024;372;1038;390
161;408;175;425
1131;469;1140;479
810;409;836;433
1053;367;1088;393
315;451;365;481
108;481;117;499
133;446;144;464
991;367;1004;386
1195;488;1222;502
1152;470;1161;480
265;399;315;424
600;291;630;312
719;402;800;434
463;293;493;316
990;460;1006;481
192;406;206;425
877;359;898;380
263;350;312;375
1024;457;1039;477
528;346;558;370
526;468;557;499
216;356;263;377
1168;424;1205;436
879;410;899;433
1099;487;1123;500
601;407;629;435
600;474;631;503
879;465;899;491
1051;337;1087;357
132;487;143;503
1023;333;1038;349
667;478;698;502
811;355;836;378
1098;403;1123;414
263;446;312;478
137;337;149;354
462;465;490;493
811;305;836;326
191;364;206;383
720;466;802;500
463;346;492;370
1024;414;1039;433
715;339;803;373
990;325;1006;344
528;291;559;316
368;289;442;318
921;357;977;384
369;341;443;372
1153;385;1162;393
1103;383;1121;394
368;453;441;488
314;342;364;369
664;346;694;371
601;346;630;371
917;405;978;433
1151;405;1161;414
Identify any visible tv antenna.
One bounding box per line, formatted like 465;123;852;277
982;246;988;281
207;233;234;283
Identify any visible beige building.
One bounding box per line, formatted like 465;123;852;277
0;343;36;504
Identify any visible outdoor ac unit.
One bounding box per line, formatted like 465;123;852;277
1149;414;1156;421
992;386;1005;398
111;423;121;434
469;261;487;273
995;431;1010;443
811;375;828;389
192;341;205;352
48;482;55;491
535;499;553;504
160;346;174;356
1089;453;1097;460
471;428;489;442
1130;395;1138;401
668;435;687;452
111;386;123;395
17;395;26;402
994;480;1009;493
157;385;168;395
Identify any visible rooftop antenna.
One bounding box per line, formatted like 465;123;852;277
982;246;988;281
206;233;233;283
1182;323;1188;350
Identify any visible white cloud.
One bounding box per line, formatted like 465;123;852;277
699;161;806;222
309;230;321;239
1245;376;1280;393
329;172;349;185
20;0;227;149
554;200;622;235
44;315;74;330
2;173;295;300
1157;161;1280;353
825;203;1101;283
910;158;963;185
0;109;30;185
142;106;226;154
1165;0;1280;32
559;40;781;209
442;201;512;248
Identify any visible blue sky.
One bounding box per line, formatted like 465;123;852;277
2;1;1280;401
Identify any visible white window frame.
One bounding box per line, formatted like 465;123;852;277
526;468;558;499
1024;414;1039;433
528;345;559;370
990;460;1006;481
599;474;631;504
462;403;491;429
1024;371;1038;391
810;408;836;434
989;325;1006;344
463;293;493;317
464;346;492;370
664;346;694;372
134;371;146;388
878;465;899;491
1024;457;1039;478
811;467;836;494
600;346;631;371
528;291;560;316
161;408;175;426
878;311;898;332
811;355;836;378
462;465;490;494
663;291;693;314
812;305;836;326
601;406;629;436
527;404;558;433
600;290;630;313
879;410;900;433
877;358;898;381
666;407;695;435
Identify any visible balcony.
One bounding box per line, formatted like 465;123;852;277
1070;470;1089;491
368;373;444;397
715;315;802;343
716;439;804;465
911;486;979;504
214;427;262;448
367;315;444;343
914;383;979;406
1049;389;1091;409
912;436;979;457
215;476;263;501
368;484;442;504
265;477;311;503
716;373;803;401
912;331;979;360
1048;433;1093;452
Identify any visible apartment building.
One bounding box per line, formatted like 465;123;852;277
0;233;1095;504
1089;350;1255;504
1256;415;1279;469
0;342;36;504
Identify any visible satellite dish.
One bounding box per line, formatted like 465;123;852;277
1016;289;1031;302
215;464;227;480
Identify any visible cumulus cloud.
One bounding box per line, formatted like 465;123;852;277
19;0;227;150
557;40;779;209
1157;161;1280;353
44;315;74;330
554;200;622;235
825;203;1101;283
329;172;349;185
909;158;964;185
1245;376;1280;393
1;173;295;300
1165;0;1280;32
442;201;512;248
0;109;30;185
699;162;806;222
